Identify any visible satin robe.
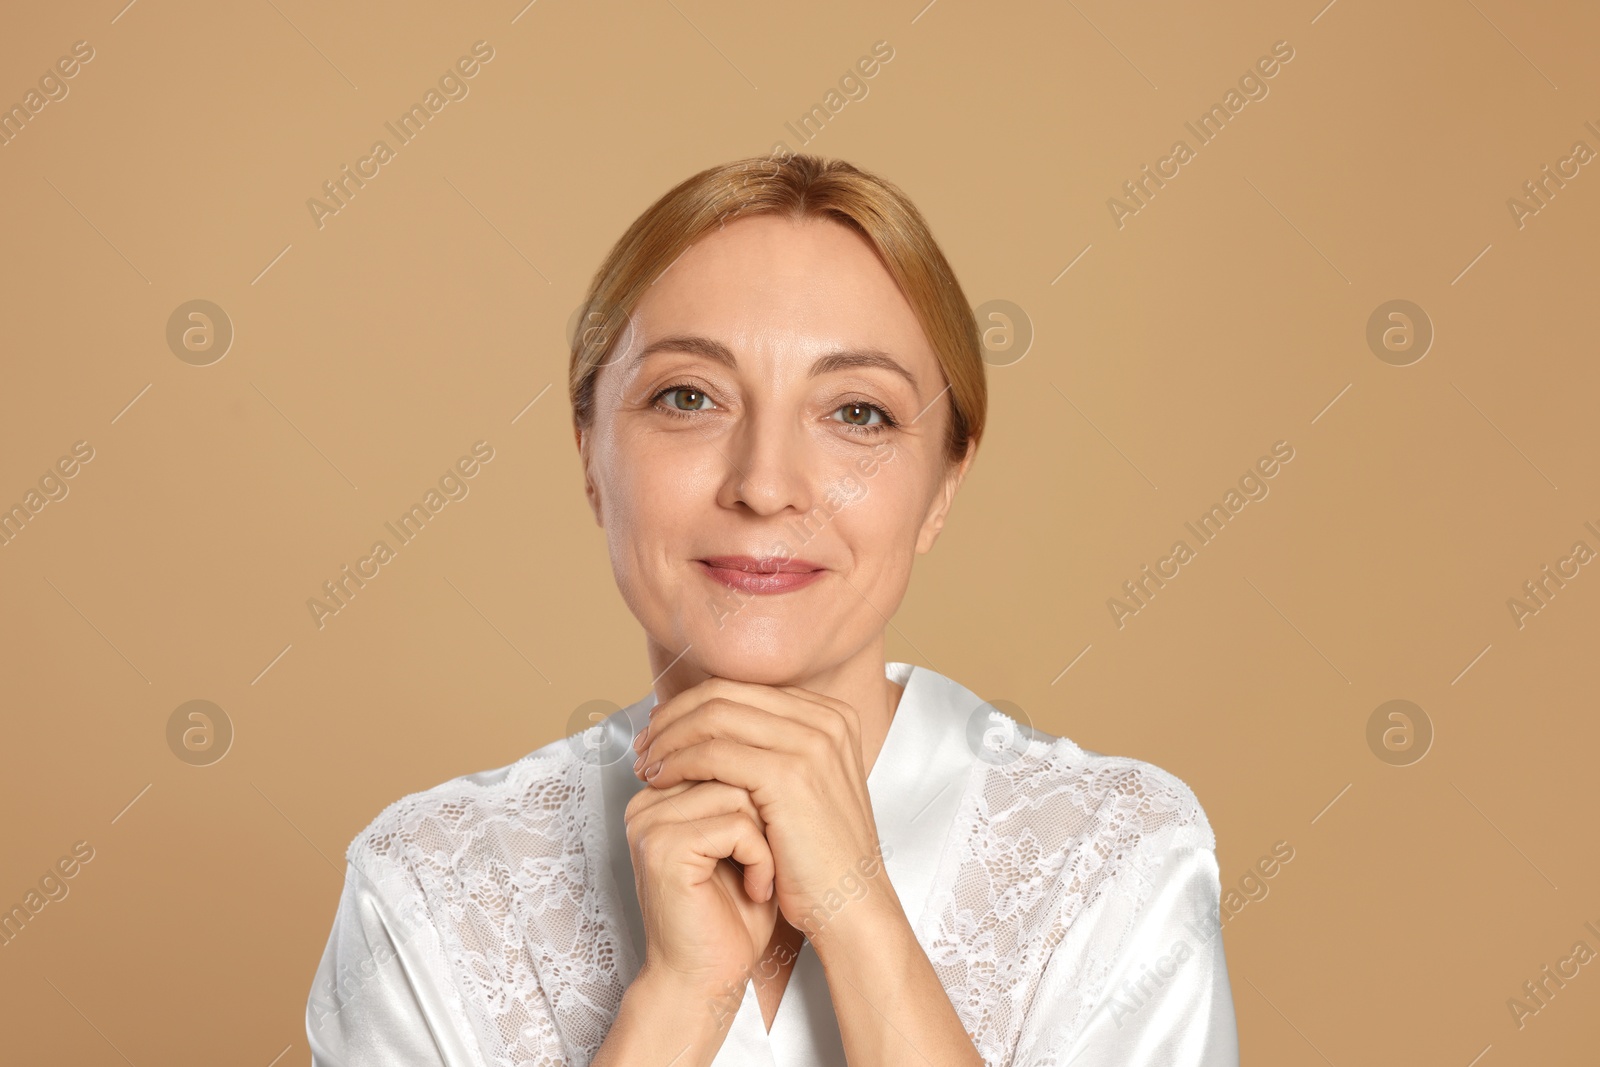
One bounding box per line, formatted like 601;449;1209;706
306;661;1239;1066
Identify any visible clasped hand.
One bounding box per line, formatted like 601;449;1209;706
631;677;893;937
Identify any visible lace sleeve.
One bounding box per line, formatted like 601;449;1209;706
320;751;614;1067
1005;752;1239;1067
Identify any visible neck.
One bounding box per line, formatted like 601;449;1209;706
644;633;905;776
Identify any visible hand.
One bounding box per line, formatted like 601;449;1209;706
633;678;895;940
622;777;780;1008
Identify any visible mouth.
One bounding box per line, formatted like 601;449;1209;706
695;555;827;595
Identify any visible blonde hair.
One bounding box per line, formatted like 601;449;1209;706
568;154;986;465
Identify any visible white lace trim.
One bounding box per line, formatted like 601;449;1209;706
915;736;1213;1063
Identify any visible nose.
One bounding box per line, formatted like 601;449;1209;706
715;405;815;517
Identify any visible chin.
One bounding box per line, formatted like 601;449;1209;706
681;617;830;686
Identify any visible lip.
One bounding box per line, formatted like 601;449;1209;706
696;555;826;595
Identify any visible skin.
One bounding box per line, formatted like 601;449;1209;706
583;213;982;1067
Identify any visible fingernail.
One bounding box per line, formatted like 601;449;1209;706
643;760;662;780
632;753;643;772
633;728;647;752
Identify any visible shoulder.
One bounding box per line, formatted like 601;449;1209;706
946;727;1220;973
971;723;1217;859
344;732;592;883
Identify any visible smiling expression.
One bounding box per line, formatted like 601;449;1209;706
578;213;972;684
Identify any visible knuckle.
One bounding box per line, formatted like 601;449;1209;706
624;791;654;824
636;825;676;866
707;780;750;814
821;711;849;744
624;810;650;849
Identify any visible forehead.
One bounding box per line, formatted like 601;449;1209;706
629;214;935;369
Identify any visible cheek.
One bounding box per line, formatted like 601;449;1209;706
598;432;715;576
825;463;926;572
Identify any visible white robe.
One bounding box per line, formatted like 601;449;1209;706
306;661;1239;1066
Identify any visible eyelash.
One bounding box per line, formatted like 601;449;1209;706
649;383;901;436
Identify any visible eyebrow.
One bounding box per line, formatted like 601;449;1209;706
628;334;920;393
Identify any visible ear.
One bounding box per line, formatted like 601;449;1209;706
576;421;604;528
915;438;976;554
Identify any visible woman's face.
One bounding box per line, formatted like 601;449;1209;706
579;213;973;685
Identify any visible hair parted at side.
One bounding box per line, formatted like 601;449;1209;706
567;154;986;465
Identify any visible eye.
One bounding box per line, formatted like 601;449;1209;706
831;401;896;432
653;385;718;413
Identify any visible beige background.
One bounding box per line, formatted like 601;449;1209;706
2;0;1597;1062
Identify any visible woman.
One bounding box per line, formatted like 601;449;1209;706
306;155;1239;1066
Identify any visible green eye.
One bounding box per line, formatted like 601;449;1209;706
658;387;715;411
834;402;885;427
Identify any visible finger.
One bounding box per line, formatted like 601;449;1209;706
776;684;857;718
661;811;776;902
629;779;766;836
639;679;859;771
627;782;771;887
636;697;816;777
648;677;830;737
643;737;780;799
623;778;695;821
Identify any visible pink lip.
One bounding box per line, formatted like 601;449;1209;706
696;555;826;595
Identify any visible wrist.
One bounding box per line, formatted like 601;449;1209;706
802;882;907;962
597;966;743;1067
631;961;749;1035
